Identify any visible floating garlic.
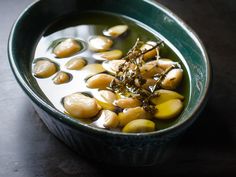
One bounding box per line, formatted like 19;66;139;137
94;90;117;111
53;38;81;58
65;57;87;70
140;60;163;78
102;60;125;75
140;41;159;60
115;97;141;109
151;89;184;105
154;99;183;119
118;107;151;126
161;68;183;90
104;25;128;38
157;58;178;70
88;35;113;52
63;93;101;119
86;74;116;89
53;71;71;84
93;50;123;61
33;59;57;78
80;64;105;79
122;119;155;133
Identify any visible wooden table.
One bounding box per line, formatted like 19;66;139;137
1;0;235;176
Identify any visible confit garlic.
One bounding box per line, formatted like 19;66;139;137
102;60;125;75
63;93;101;119
53;38;81;58
33;59;57;78
94;90;117;111
140;41;159;60
104;25;128;38
122;119;155;133
80;64;105;79
151;89;184;105
157;58;178;70
155;99;183;119
115;97;141;109
102;110;119;129
93;110;119;129
86;74;116;89
140;60;163;78
65;57;87;70
118;107;151;127
53;71;71;84
93;50;123;61
88;35;113;52
161;68;183;90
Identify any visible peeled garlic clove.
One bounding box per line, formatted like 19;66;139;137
33;59;57;78
80;64;105;79
104;25;128;38
86;74;115;89
141;60;163;78
65;57;87;70
157;58;178;70
94;90;117;111
63;93;100;119
154;99;183;119
102;59;125;75
122;119;155;133
53;71;71;84
118;107;151;127
93;50;123;61
115;97;141;109
151;89;184;105
161;68;183;90
140;41;159;60
93;110;119;129
142;78;156;90
88;35;113;52
102;110;119;129
53;38;81;58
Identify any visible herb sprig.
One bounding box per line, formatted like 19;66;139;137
109;39;179;113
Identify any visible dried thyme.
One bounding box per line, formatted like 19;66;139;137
109;39;179;113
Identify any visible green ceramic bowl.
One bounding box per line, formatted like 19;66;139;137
8;0;211;166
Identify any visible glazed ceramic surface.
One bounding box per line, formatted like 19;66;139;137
8;0;211;166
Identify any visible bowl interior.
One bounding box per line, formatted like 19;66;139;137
8;0;210;136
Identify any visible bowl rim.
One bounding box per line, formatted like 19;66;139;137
8;0;212;137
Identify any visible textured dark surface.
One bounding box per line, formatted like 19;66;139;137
0;0;235;177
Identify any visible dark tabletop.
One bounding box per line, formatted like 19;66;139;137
1;0;236;177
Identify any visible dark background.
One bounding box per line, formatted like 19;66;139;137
0;0;235;176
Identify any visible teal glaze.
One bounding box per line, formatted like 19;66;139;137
8;0;211;166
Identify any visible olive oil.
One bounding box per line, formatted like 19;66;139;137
33;11;190;131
